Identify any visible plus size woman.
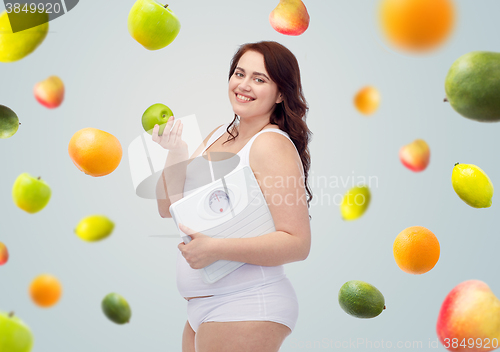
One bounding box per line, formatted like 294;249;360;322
153;41;313;352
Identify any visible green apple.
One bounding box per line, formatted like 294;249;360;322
12;173;51;214
0;311;34;352
127;0;181;50
142;103;173;135
0;10;49;62
0;105;20;139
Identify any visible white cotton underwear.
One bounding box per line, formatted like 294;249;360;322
186;277;299;333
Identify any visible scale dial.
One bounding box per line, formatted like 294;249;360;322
208;190;231;214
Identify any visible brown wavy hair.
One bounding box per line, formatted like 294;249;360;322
224;41;313;211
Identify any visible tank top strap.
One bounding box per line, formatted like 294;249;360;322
239;128;299;166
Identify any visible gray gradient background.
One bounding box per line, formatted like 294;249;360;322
1;0;500;351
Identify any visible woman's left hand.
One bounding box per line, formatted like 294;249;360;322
178;224;219;269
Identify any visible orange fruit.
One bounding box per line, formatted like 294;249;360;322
393;226;440;274
379;0;456;52
29;274;62;307
354;86;380;115
68;128;122;177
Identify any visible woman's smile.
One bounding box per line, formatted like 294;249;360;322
235;93;255;102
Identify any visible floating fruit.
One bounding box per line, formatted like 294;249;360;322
102;293;132;324
445;51;500;122
12;173;51;214
399;139;430;172
29;274;62;308
340;185;371;220
0;105;20;139
128;0;181;50
0;10;49;62
451;163;493;208
68;128;122;177
379;0;455;53
269;0;310;36
75;215;114;242
0;311;34;352
0;241;9;265
393;226;440;275
34;76;64;108
437;280;500;352
354;86;380;115
338;280;386;319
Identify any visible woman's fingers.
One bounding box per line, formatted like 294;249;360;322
152;124;160;143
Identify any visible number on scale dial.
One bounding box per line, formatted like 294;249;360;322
209;190;230;214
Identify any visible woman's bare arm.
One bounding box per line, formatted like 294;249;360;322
214;132;311;265
156;123;225;218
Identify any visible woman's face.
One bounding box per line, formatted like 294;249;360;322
228;50;282;121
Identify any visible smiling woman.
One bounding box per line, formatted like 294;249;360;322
153;41;313;352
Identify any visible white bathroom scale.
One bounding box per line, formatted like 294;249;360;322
169;164;275;284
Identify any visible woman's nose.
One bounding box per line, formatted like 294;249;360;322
238;78;251;91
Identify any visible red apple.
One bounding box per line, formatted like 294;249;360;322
399;139;430;172
437;280;500;351
0;241;8;265
269;0;309;36
34;76;64;108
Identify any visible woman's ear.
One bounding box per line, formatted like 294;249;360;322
276;93;283;104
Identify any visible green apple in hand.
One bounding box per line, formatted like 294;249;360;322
0;105;20;139
142;103;173;135
0;311;34;352
12;173;51;214
128;0;181;50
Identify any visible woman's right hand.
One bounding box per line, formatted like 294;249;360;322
152;116;188;152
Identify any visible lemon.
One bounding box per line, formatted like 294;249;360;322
101;293;131;324
452;163;494;208
74;215;114;242
340;185;371;220
338;280;386;319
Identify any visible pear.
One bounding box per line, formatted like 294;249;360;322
437;280;500;351
269;0;310;36
0;10;49;63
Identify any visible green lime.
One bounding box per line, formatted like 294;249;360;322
340;185;371;221
74;215;114;242
452;163;494;208
338;280;386;319
101;293;131;324
0;105;20;139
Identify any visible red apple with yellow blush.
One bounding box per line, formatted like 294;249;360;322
437;280;500;351
34;76;64;109
399;139;430;172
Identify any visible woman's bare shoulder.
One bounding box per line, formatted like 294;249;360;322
249;131;302;174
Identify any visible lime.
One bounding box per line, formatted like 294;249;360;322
74;215;114;242
101;293;131;324
0;105;20;139
452;163;493;208
340;185;371;220
338;280;386;319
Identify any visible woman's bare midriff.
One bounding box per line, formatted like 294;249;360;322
184;295;214;301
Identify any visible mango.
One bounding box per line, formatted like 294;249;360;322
445;51;500;122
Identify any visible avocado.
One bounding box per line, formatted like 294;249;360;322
338;280;386;319
445;51;500;122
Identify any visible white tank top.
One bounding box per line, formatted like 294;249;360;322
176;123;298;297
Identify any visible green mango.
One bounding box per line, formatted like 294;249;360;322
445;51;500;122
0;10;49;63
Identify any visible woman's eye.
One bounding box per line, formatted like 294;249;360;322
255;78;265;83
235;72;243;77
